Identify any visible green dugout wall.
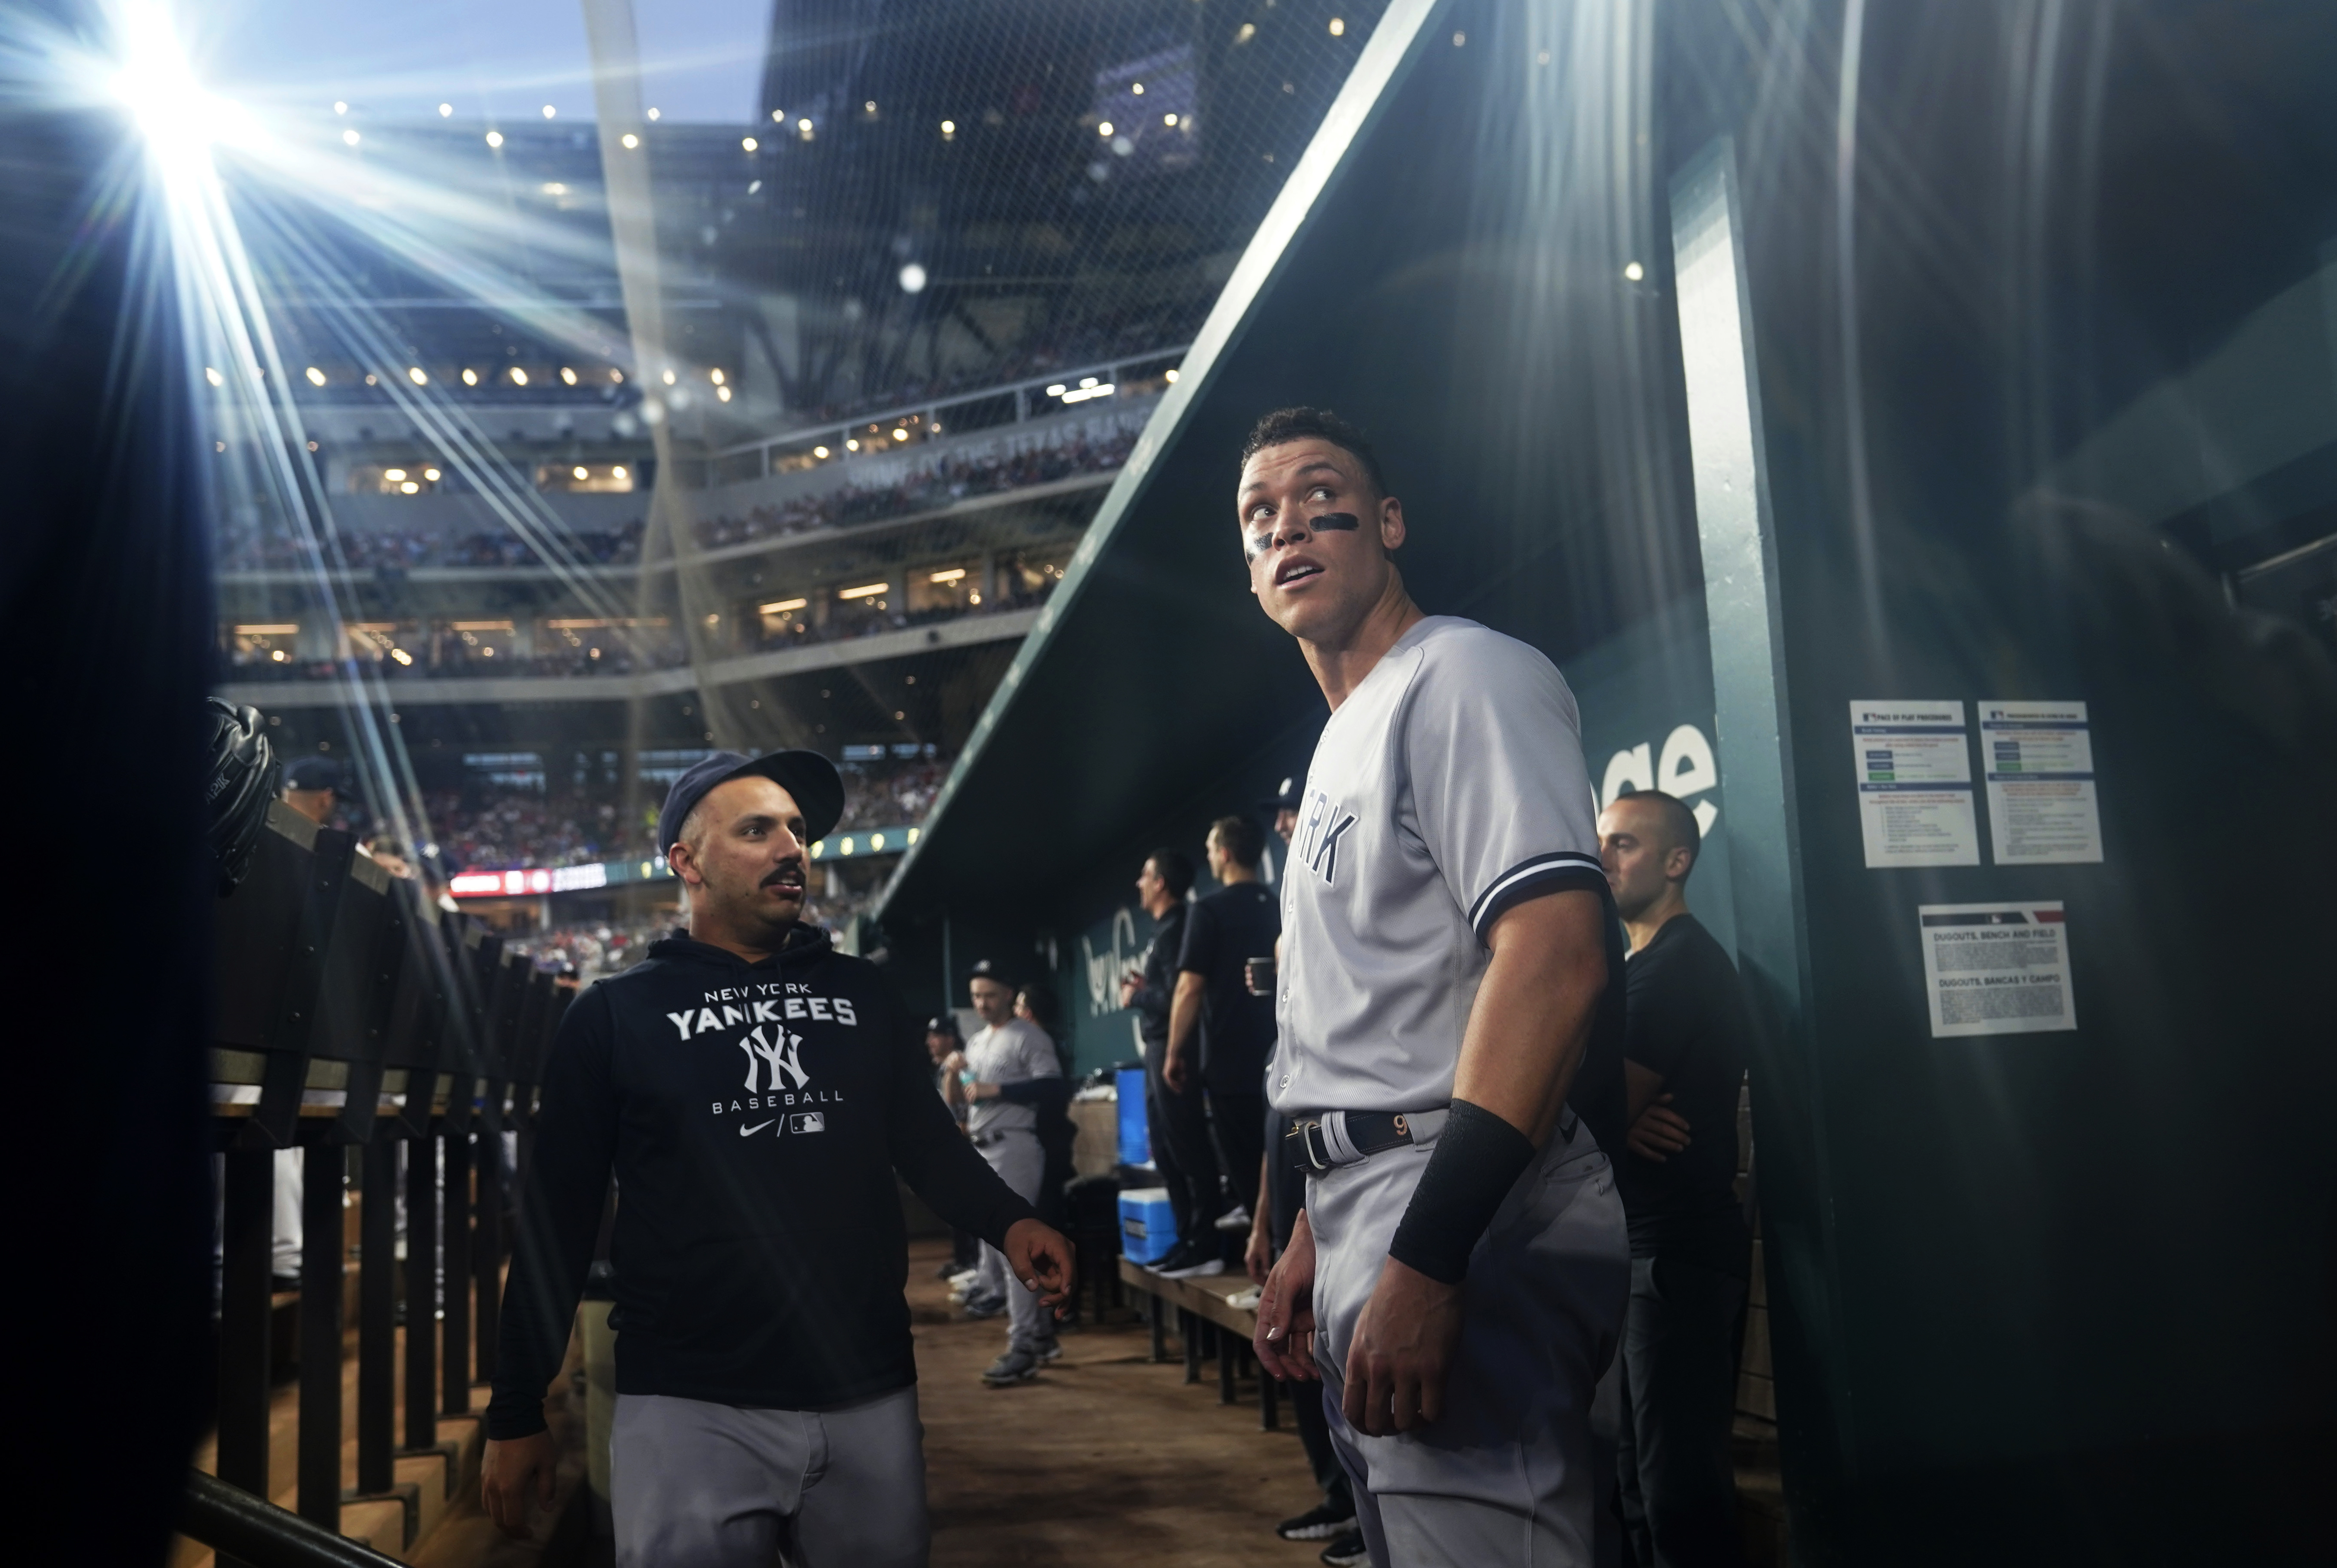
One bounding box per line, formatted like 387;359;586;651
880;1;2337;1560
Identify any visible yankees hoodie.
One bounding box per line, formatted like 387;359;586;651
486;925;1037;1439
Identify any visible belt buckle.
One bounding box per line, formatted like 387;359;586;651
1290;1118;1334;1174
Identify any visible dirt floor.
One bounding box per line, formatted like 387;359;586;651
911;1238;1336;1568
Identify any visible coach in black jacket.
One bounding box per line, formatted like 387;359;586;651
483;749;1072;1567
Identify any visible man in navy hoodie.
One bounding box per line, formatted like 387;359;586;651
483;749;1073;1566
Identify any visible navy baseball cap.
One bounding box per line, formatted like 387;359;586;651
284;756;343;792
1260;774;1303;815
925;1014;961;1037
656;749;845;861
966;957;1013;988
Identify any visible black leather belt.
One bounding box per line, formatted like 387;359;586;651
1285;1108;1450;1173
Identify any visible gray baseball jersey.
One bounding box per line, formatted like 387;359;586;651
1268;615;1608;1117
963;1017;1058;1137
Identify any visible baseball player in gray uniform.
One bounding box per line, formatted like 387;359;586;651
1243;407;1631;1567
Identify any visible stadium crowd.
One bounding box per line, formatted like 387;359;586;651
423;753;943;873
218;638;692;683
694;425;1140;551
222;519;645;573
215;416;1138;573
833;754;945;832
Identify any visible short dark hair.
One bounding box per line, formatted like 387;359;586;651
1209;815;1265;870
1147;848;1195;900
1015;980;1057;1027
1239;406;1390;500
1614;788;1700;880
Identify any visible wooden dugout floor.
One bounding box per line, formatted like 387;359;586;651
911;1237;1332;1567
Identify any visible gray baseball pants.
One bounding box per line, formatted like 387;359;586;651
972;1126;1050;1351
1309;1112;1630;1568
609;1387;928;1568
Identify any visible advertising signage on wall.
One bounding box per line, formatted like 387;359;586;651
445;823;923;897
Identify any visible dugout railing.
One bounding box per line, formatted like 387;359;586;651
202;799;566;1561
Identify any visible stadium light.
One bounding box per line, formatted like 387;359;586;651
406;365;426;384
560;365;578;385
509;366;527;385
717;385;732;402
572;466;588;480
891;427;908;440
334;101;347;115
205;365;224;386
540;104;556;119
1098;121;1114;137
110;6;259;175
661;369;676;385
839;581;886;599
305;365;325;385
621;133;639;149
384;468;406;481
1132;83;1145;95
845;438;859;451
899;262;927;293
1623;260;1646;282
611;465;627;479
438;102;452;117
461;367;478;385
1165;367;1180;383
342;129;360;146
710;368;725;385
929;567;966;583
1165;113;1179;126
742;136;758;152
1330;16;1346;35
761;598;808;614
812;446;829;459
400;480;419;494
647;107;661;121
423;466;441;481
940;120;955;136
485;130;503;148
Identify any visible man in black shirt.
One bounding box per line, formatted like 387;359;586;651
1121;848;1219;1267
482;749;1072;1565
1599;789;1754;1568
1164;815;1280;1278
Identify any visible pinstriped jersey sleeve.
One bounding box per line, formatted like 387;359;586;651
1401;629;1607;942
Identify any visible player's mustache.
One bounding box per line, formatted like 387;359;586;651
760;859;807;888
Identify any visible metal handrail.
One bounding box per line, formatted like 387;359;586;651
180;1470;405;1568
707;342;1189;461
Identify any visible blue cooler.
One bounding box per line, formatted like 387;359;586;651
1115;1065;1151;1167
1117;1186;1178;1265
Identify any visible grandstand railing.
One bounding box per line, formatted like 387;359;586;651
214;428;1133;585
211;605;1047;709
206;802;565;1557
702;343;1188;473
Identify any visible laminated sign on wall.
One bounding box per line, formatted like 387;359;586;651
1850;701;1979;867
1981;701;2103;864
1918;902;2077;1037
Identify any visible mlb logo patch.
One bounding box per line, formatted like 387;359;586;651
788;1112;826;1135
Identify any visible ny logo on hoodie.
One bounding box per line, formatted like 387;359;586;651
739;1024;810;1094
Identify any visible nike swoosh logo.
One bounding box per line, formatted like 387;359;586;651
739;1120;774;1137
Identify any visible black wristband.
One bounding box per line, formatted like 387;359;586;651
1387;1099;1537;1284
